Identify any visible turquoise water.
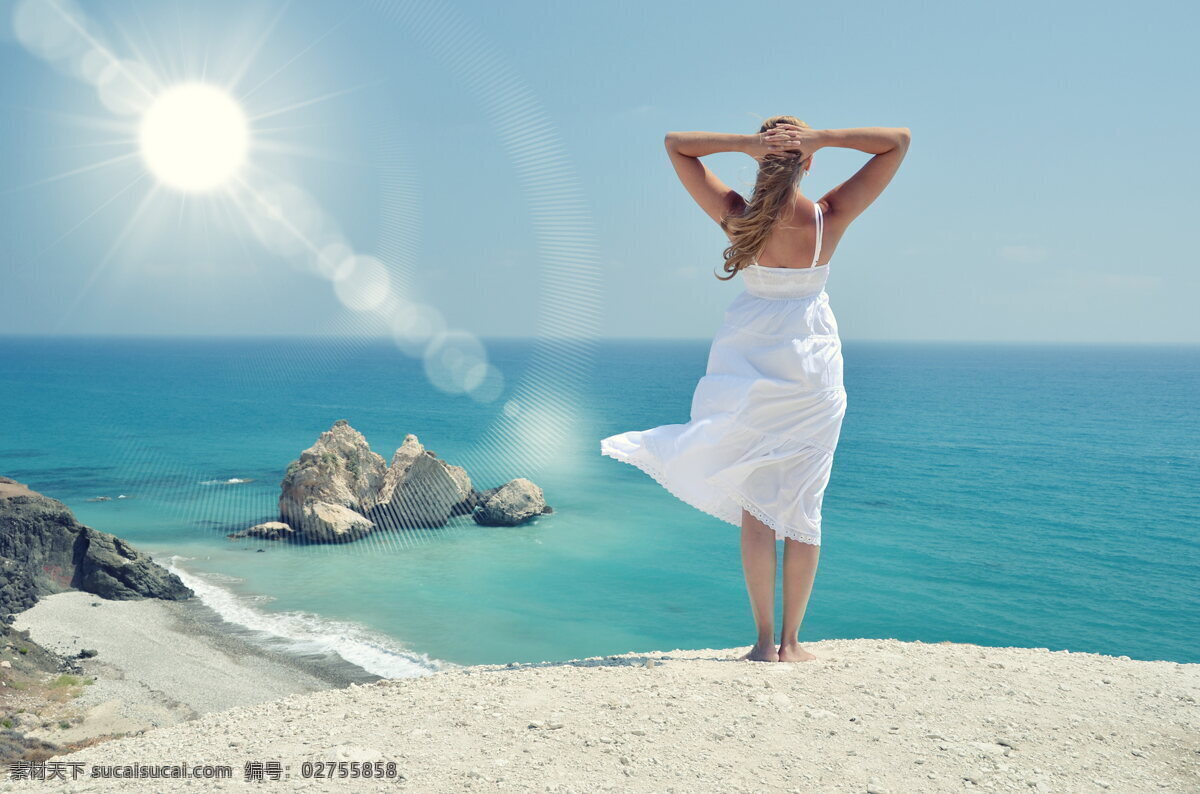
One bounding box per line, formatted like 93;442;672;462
2;335;1197;672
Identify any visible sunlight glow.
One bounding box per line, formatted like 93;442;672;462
138;83;248;192
8;0;596;413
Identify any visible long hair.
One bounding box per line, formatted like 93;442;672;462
717;115;811;280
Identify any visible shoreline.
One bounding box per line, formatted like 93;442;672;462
1;595;1196;791
160;556;454;680
9;591;384;747
0;642;1190;794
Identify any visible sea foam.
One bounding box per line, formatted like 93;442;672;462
166;556;456;680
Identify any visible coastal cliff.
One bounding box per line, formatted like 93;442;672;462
0;477;194;764
0;477;191;621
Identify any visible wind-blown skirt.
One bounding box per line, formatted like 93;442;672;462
601;285;846;546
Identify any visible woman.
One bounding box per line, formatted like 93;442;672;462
601;116;910;662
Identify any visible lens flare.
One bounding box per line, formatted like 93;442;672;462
138;83;248;192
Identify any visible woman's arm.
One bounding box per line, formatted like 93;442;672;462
770;124;911;226
662;132;765;225
662;130;805;224
664;131;753;158
810;127;910;156
665;131;784;160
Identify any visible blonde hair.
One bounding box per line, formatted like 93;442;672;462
717;115;811;280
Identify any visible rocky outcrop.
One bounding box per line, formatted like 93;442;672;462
0;477;192;620
300;501;375;543
472;478;549;526
227;521;296;541
233;421;551;543
369;435;463;530
279;419;388;534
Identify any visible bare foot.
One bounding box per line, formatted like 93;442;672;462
738;643;780;662
777;643;817;662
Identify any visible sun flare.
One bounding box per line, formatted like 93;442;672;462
138;83;248;192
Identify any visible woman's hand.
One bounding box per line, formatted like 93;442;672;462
751;123;822;163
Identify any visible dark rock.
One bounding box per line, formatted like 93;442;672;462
78;649;98;659
0;476;192;620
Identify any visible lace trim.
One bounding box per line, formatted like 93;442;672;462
719;487;822;547
600;442;823;547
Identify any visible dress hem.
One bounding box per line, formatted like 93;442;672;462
600;441;822;547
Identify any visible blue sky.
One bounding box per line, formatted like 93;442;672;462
0;0;1196;343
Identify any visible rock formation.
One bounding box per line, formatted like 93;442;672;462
369;435;462;529
232;421;550;544
226;521;296;541
472;478;550;526
0;477;193;621
279;419;388;537
299;501;375;543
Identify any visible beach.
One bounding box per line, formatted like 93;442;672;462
4;594;1197;792
7;591;379;749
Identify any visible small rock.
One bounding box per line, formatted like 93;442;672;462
473;478;548;526
227;521;296;541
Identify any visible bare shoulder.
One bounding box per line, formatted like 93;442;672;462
817;199;843;233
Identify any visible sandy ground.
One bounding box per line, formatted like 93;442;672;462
9;592;374;747
0;596;1196;793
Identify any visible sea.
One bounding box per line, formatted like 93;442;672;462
1;335;1197;677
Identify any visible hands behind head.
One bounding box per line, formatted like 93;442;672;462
750;123;817;165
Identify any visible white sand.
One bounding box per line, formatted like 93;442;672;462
10;591;368;745
5;595;1198;793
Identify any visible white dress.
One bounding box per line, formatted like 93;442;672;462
601;202;845;546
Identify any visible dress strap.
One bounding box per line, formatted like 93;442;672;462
812;202;823;268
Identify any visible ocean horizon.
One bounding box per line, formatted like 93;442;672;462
2;333;1197;675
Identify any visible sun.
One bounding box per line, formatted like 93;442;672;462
138;83;249;192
